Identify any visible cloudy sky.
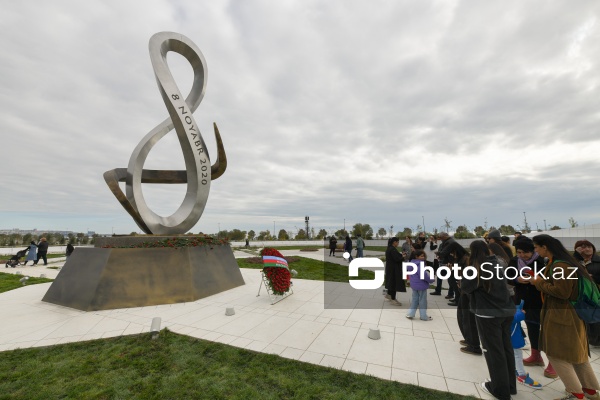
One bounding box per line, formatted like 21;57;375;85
1;0;600;237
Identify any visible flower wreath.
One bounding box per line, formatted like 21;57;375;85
260;248;292;295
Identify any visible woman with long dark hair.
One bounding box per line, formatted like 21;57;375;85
530;234;600;400
461;240;516;400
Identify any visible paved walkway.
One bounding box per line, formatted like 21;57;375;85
1;251;598;399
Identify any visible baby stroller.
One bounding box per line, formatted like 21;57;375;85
5;248;28;268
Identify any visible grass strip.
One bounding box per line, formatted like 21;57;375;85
0;329;473;400
237;256;374;282
0;272;53;294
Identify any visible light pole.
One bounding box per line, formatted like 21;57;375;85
218;223;220;238
273;221;275;240
305;216;310;239
523;211;529;233
544;220;547;231
422;216;425;233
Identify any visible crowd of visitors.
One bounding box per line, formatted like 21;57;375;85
332;230;600;399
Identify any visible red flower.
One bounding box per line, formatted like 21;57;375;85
261;248;291;295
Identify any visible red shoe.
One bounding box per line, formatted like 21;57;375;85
544;362;558;379
523;349;545;366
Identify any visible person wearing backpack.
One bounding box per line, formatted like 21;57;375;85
574;240;600;347
530;234;600;400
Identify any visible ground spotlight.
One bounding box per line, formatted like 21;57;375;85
368;328;381;340
150;317;161;340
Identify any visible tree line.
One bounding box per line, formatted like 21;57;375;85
211;219;568;242
0;232;97;247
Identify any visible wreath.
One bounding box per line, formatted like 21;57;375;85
261;248;292;295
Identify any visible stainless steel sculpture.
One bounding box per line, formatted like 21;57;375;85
104;32;226;234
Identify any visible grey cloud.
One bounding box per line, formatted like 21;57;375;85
1;0;600;235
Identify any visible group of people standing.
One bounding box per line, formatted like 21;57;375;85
23;237;49;266
328;234;365;260
382;230;600;400
21;239;75;266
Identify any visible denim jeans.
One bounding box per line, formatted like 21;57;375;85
407;289;428;320
514;348;526;377
356;248;364;258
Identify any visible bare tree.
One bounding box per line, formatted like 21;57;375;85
443;218;453;233
569;217;578;228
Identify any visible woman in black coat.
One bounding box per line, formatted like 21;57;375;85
384;237;405;306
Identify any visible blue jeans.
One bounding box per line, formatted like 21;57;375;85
356;248;364;258
407;289;428;320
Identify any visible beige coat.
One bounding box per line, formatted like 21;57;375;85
533;261;588;364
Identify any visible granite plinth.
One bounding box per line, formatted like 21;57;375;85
42;244;244;311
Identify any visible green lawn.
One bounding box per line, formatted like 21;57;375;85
0;272;53;294
0;329;473;400
237;256;374;282
363;246;388;252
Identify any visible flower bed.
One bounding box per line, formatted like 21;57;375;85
261;248;292;295
101;235;229;249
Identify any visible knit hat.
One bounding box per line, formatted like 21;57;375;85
487;229;501;239
514;237;534;253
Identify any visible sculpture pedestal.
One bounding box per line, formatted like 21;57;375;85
42;242;244;311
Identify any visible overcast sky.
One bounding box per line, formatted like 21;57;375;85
1;0;600;237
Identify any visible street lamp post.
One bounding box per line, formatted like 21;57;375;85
523;211;529;233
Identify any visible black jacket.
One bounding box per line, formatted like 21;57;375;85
507;256;543;322
37;241;49;252
385;245;406;292
461;255;515;318
437;237;466;265
574;252;600;284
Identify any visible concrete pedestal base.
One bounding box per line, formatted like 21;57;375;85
42;244;244;311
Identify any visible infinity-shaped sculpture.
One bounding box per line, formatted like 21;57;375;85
104;32;226;235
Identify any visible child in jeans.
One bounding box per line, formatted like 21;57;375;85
512;300;543;390
405;250;434;321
